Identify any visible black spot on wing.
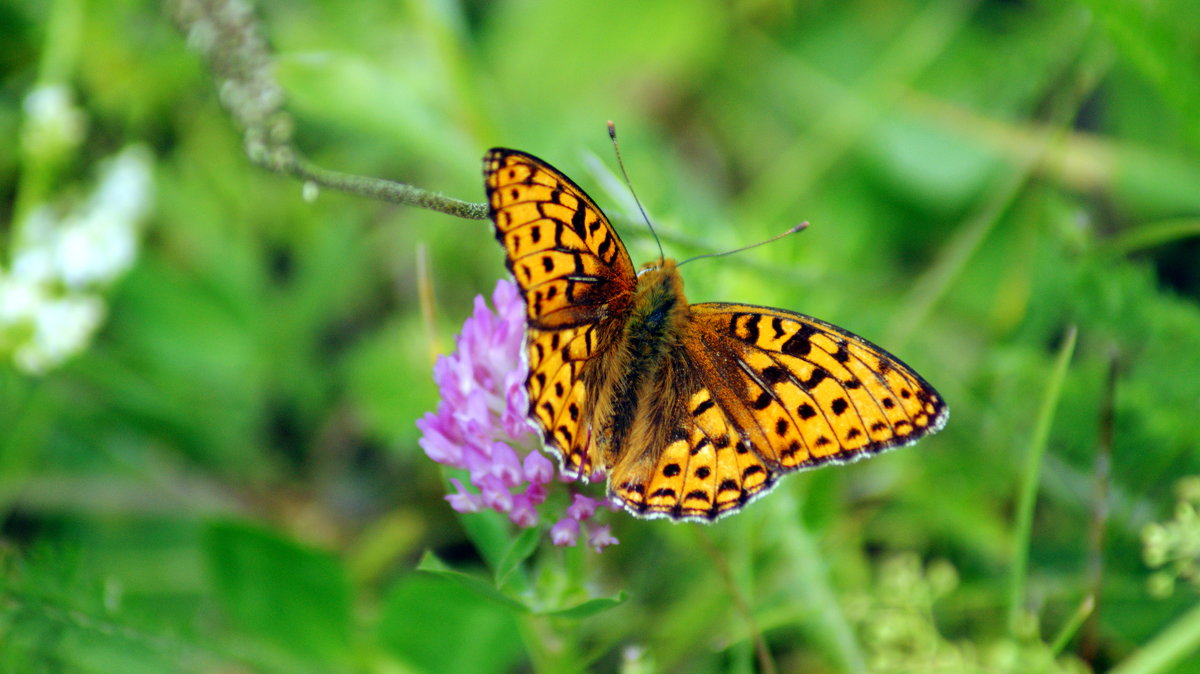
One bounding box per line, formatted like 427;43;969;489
752;391;773;410
781;323;817;357
803;367;829;389
570;199;587;239
761;365;786;385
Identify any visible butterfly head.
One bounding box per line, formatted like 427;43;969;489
637;258;678;276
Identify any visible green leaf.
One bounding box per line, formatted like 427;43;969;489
493;525;541;589
377;573;524;674
204;520;352;661
416;551;529;615
539;591;628;620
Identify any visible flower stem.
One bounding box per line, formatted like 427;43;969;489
12;0;85;229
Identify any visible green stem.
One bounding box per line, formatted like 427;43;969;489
518;612;585;674
1007;325;1078;636
37;0;83;83
886;149;1035;348
517;614;555;674
11;0;85;229
282;155;487;220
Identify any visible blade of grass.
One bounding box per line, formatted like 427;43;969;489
775;492;866;674
1097;218;1200;258
415;242;443;365
1007;325;1078;636
1050;595;1095;655
695;528;777;674
1072;0;1200;147
12;0;84;226
739;0;980;224
1110;600;1200;674
888;37;1108;348
886;151;1037;348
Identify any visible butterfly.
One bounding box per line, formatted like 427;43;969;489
483;148;948;522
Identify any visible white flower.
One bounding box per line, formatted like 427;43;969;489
21;83;86;160
0;275;44;319
0;276;45;354
55;147;153;288
89;147;155;224
13;294;105;374
1;145;154;374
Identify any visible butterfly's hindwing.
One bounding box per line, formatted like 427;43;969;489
609;337;782;521
525;324;604;476
608;300;948;521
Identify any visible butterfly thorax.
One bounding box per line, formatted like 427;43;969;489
627;259;689;353
589;259;694;471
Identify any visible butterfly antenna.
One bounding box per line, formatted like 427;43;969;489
678;221;810;267
608;121;665;263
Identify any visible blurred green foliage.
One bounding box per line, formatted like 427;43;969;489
2;0;1200;671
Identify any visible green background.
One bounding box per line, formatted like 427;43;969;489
3;0;1200;671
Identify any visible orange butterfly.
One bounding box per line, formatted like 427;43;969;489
484;148;948;522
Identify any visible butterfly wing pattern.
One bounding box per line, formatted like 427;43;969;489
484;149;637;477
608;304;948;520
484;148;948;522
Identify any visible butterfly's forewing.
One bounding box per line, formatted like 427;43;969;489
484;149;637;476
484;149;636;329
610;303;948;521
